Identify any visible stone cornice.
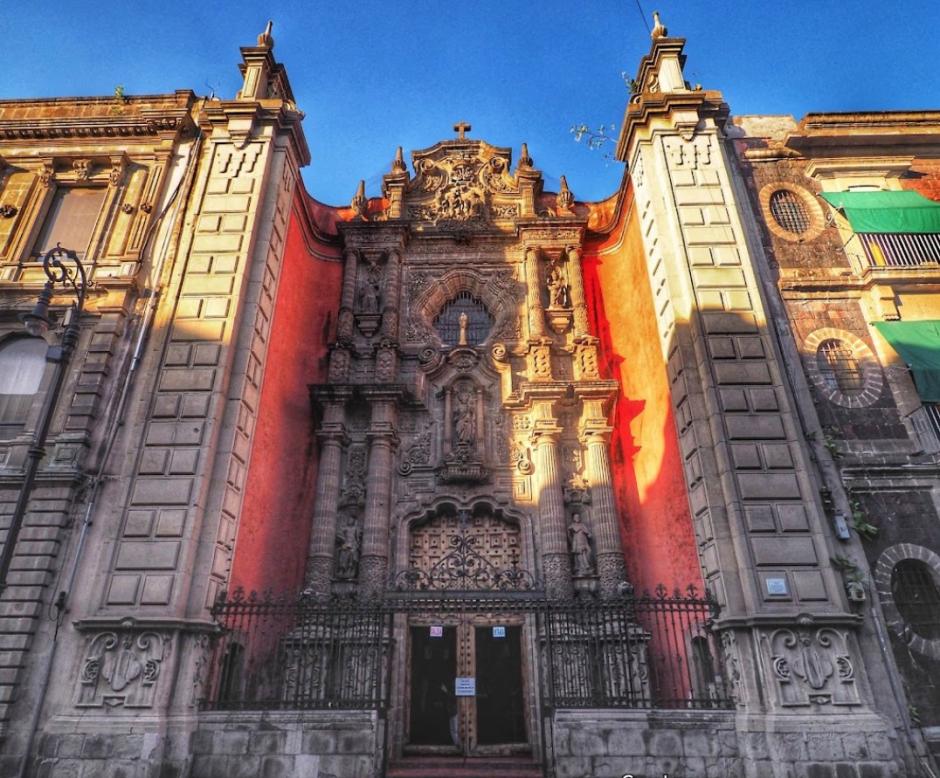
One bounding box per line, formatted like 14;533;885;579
616;89;728;161
199;99;310;165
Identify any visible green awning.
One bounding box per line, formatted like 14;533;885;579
821;191;940;234
873;320;940;401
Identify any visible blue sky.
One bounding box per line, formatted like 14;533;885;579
4;1;939;205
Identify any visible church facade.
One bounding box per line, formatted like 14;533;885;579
0;17;938;778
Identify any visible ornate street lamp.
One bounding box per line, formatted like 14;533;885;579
0;246;87;591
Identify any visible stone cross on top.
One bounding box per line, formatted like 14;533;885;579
453;121;471;139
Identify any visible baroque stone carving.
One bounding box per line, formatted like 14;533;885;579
335;514;362;580
404;141;525;225
77;630;169;708
763;623;860;707
340;446;367;508
567;513;596;576
399;424;432;475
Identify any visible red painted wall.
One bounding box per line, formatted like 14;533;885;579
583;187;703;596
229;193;343;595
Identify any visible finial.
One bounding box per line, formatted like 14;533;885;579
391;146;406;173
518;143;533;169
557;175;574;212
351;180;367;218
651;11;667;40
257;20;275;48
453;121;472;140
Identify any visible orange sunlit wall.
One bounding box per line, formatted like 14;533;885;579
583;184;702;596
229;192;343;595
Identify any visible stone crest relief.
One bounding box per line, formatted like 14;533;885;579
405;141;522;224
77;630;169;708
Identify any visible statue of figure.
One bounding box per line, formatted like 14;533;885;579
454;389;476;447
458;312;469;345
568;513;595;576
359;279;380;313
547;263;567;308
335;515;361;579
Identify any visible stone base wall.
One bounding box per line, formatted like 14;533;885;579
31;710;381;778
550;709;912;778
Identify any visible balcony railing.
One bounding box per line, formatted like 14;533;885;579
199;585;732;712
860;232;940;268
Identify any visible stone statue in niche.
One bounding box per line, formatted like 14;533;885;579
547;262;568;309
335;514;362;579
568;513;595;576
454;387;476;447
458;312;469;346
359;278;381;313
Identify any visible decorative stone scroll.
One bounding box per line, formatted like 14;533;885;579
77;630;169;708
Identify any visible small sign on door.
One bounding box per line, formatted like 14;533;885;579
492;626;506;638
429;625;443;638
455;677;476;696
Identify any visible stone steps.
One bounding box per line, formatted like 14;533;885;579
386;755;543;778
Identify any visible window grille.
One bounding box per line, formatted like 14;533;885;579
769;189;811;235
924;403;940;440
892;559;940;640
31;186;106;259
817;339;864;392
434;292;493;346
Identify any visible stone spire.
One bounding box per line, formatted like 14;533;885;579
257;20;274;48
351;180;367;218
517;142;533;170
391;146;406;173
556;175;574;212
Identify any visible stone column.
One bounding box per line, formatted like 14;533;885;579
337;248;358;341
581;406;627;597
306;400;348;594
358;398;399;597
565;245;590;337
381;248;402;338
474;386;485;458
524;246;546;339
532;410;572;599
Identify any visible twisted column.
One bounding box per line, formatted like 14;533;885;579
524;246;546;339
532;419;572;599
566;245;590;337
581;414;627;597
358;399;399;597
337;249;358;342
306;401;348;594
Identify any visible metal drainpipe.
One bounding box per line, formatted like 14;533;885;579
15;130;203;778
724;139;938;778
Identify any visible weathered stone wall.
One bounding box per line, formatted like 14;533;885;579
552;709;907;778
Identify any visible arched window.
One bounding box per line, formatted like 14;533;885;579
0;337;46;437
817;339;863;393
892;559;940;640
769;189;810;236
434;292;493;346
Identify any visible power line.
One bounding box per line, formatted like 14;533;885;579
634;0;651;34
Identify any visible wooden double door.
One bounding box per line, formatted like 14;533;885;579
407;615;528;755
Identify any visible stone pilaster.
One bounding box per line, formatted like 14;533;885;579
524;246;546;339
566;245;590;337
358;398;399;597
305;400;348;594
580;408;627;597
381;248;402;339
531;407;571;598
336;248;358;343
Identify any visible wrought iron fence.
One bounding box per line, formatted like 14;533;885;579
200;585;731;712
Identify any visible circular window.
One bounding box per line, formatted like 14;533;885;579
759;183;824;242
891;560;940;640
875;544;940;659
434;291;493;346
803;328;882;408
